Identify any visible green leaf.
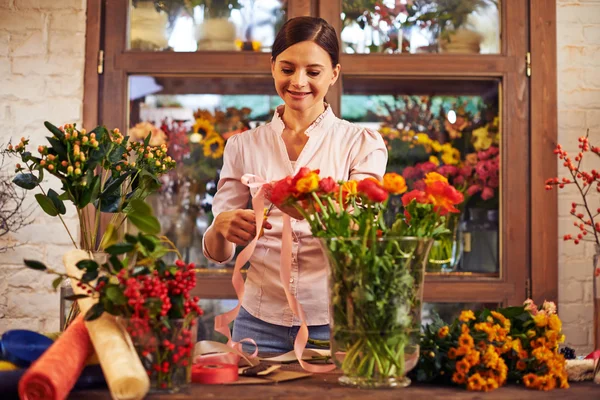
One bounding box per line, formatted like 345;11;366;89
46;137;67;159
124;234;138;244
52;276;63;290
58;191;70;201
47;189;66;215
105;285;127;306
95;191;121;213
143;132;151;147
84;302;105;321
129;199;153;216
35;193;59;217
108;145;126;164
44;121;65;140
128;213;161;235
105;242;135;255
24;259;47;271
65;294;90;301
99;223;118;250
100;171;132;199
13;173;38;190
79;175;101;208
109;254;123;273
89;126;107;142
76;259;99;271
138;234;156;251
81;269;99;282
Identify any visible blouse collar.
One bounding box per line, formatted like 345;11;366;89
269;103;336;137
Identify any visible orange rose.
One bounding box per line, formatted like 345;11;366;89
341;180;358;203
383;173;407;194
425;180;464;216
296;172;319;193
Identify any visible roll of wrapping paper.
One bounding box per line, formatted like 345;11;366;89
18;315;92;400
63;250;149;400
191;364;239;384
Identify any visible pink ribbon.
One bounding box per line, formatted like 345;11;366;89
214;173;335;373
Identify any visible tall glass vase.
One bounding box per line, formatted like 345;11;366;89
320;236;434;388
427;213;462;272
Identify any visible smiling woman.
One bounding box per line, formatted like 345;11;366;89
201;16;388;353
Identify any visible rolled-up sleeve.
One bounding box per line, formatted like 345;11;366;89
349;128;388;181
202;134;250;264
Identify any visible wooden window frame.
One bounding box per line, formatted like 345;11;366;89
82;0;557;307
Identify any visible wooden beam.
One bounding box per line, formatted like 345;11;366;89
83;0;102;129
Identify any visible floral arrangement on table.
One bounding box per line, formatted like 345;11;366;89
545;131;600;350
267;167;463;387
413;300;568;391
21;202;203;391
0;156;33;252
4;122;176;252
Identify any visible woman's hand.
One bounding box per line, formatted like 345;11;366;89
214;210;272;246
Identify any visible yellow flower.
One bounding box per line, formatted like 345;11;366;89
461;323;470;334
548;314;562;331
193;118;215;136
383;173;407;194
416;133;431;145
526;329;536;338
441;147;461;165
437;326;449;339
459;310;476;322
295;172;319;193
201;133;225;159
431;140;442;153
424;171;449;186
533;312;548;328
464;350;480;366
523;373;539;388
429;155;440;166
341;180;358;202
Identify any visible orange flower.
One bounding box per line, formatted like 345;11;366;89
383;172;407;194
456;359;470;374
448;347;458;359
516;360;527;370
466;373;486;391
341;180;358;203
452;371;467;385
424;171;448;185
459;310;476;322
357;178;388;202
296;172;320;193
465;350;480;366
459;333;474;348
425;179;464;216
437;325;449;338
523;373;539;388
548;314;562;331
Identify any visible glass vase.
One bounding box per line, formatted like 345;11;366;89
117;316;198;393
320;236;434;389
427;213;462;273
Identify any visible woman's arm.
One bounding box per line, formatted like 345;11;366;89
348;128;388;181
202;135;252;264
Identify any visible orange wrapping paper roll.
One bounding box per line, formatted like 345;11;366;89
18;316;93;400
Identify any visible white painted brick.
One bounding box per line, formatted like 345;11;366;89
39;317;59;333
6;266;57;290
45;72;83;97
583;25;600;43
558;45;600;68
559;257;594;281
45;244;79;273
7;290;59;318
11;54;84;76
48;9;85;32
0;74;46;99
10;221;79;247
562;325;590;346
557;3;600;23
558;110;587;130
15;0;85;11
0;32;9;57
558;25;585;44
0;244;44;265
0;9;44;31
48;30;85;55
0;0;15;10
558;303;594;325
559;279;584;303
13;99;82;126
0;318;42;333
558;88;600;109
9;30;46;57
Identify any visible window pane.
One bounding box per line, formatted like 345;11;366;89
128;75;283;268
342;77;501;275
129;0;287;52
341;0;500;54
422;302;499;326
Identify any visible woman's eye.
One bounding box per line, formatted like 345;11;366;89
308;71;320;77
281;69;293;74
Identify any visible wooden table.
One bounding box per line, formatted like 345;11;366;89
70;368;598;399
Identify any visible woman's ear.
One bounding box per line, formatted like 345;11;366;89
331;63;341;86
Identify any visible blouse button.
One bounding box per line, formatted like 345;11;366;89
289;278;294;283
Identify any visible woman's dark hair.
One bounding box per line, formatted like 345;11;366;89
271;17;339;67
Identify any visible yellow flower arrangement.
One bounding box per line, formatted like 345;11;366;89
192;118;215;137
414;299;568;392
201;132;225;159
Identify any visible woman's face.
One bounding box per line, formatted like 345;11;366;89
271;41;340;113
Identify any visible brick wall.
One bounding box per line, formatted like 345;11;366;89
0;0;86;333
0;0;597;353
556;0;600;355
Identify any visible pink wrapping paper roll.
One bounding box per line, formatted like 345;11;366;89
19;315;94;400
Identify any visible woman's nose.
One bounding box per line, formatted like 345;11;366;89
291;71;307;88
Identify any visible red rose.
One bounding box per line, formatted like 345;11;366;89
292;167;320;185
401;190;432;207
269;177;295;206
357;178;388;203
318;176;338;193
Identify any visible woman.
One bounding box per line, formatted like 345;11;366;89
203;16;387;353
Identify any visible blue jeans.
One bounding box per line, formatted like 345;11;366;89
232;307;330;353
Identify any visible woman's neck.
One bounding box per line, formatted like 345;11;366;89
281;102;326;134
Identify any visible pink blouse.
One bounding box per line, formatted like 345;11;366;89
202;106;388;326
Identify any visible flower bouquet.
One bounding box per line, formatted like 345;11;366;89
268;168;463;388
414;300;568;391
22;203;203;392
